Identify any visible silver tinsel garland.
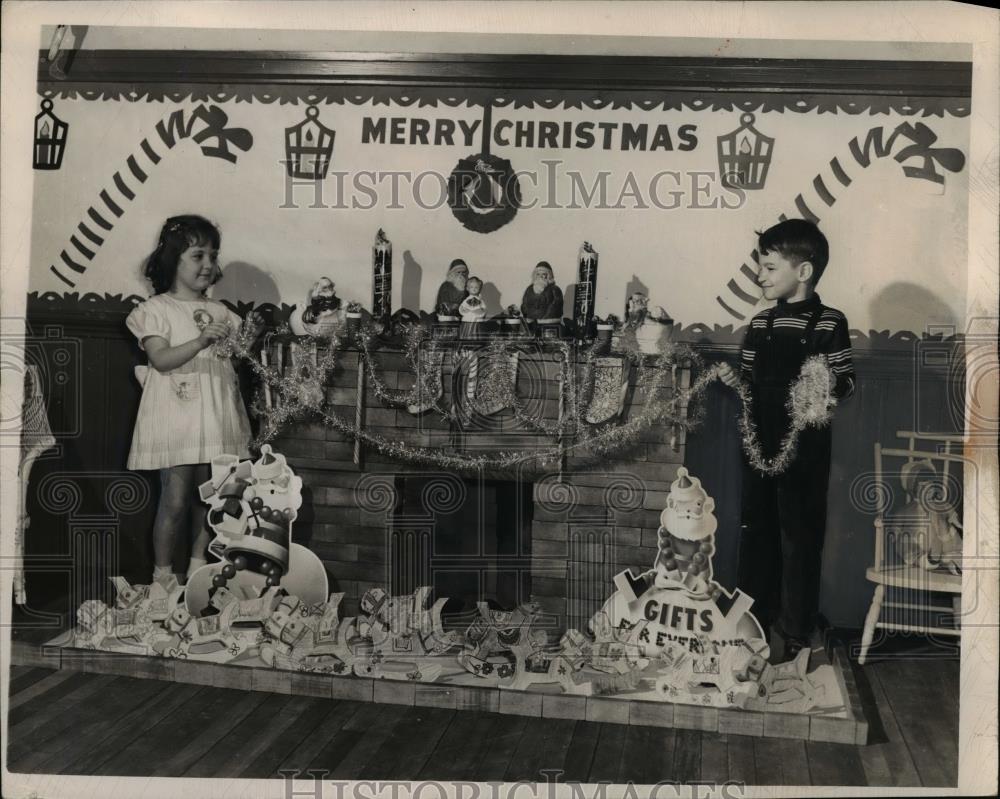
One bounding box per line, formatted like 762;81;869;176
355;324;449;420
727;355;837;475
232;326;835;475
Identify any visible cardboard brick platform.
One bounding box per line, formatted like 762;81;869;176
18;633;868;745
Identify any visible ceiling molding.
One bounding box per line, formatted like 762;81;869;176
37;50;972;98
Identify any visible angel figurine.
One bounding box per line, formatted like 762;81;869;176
458;277;487;322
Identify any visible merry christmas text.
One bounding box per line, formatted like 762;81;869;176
362;117;699;151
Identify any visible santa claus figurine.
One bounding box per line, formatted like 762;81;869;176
520;261;564;322
298;277;344;336
435;259;470;316
625;292;673;354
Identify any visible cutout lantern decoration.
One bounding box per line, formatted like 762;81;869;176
285;105;335;180
33;98;68;170
717;112;774;190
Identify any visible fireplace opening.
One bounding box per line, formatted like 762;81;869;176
390;476;533;615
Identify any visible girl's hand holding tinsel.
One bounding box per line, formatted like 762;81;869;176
197;321;232;349
244;311;266;342
208;312;266;359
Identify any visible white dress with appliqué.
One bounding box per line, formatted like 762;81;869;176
126;294;252;470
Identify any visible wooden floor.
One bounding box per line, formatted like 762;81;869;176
4;640;958;787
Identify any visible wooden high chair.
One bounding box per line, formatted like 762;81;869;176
858;431;965;664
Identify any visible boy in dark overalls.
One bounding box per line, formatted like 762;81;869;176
718;219;855;661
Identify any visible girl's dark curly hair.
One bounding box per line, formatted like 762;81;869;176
142;215;221;294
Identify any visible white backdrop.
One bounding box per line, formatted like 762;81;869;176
28;93;970;335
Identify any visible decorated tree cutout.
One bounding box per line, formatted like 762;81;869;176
185;445;329;617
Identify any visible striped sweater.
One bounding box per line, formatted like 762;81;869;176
739;294;856;400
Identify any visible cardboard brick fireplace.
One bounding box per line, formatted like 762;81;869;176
274;342;690;636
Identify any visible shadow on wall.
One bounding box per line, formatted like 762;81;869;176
213;262;282;307
480;282;504;317
625;274;650;317
684;380;743;591
565;284;578;319
45;25;90;79
400;249;423;312
868;282;959;335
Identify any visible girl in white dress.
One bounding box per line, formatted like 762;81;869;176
126;215;261;585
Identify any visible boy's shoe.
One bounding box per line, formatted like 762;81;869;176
782;637;806;663
773;622;812;664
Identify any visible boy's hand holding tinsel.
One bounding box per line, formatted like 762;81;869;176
716;362;740;388
788;355;836;428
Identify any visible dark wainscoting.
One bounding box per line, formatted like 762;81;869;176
18;299;258;612
686;343;964;628
20;306;154;612
17;298;963;630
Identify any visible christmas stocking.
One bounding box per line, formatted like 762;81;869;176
405;347;445;415
289;342;325;409
471;350;519;416
584;356;629;424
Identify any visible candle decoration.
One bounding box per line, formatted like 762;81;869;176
573;241;599;339
372;228;393;324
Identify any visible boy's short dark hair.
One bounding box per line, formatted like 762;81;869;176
757;219;830;285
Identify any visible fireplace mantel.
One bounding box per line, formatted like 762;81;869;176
273;337;690;634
